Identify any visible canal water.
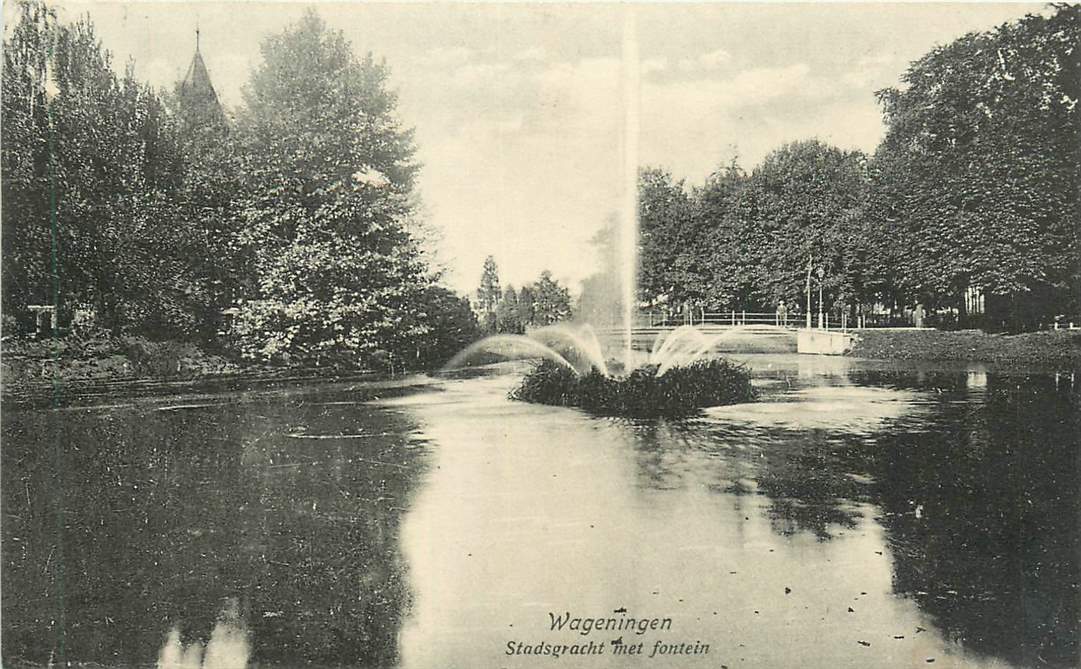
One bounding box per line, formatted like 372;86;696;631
2;355;1078;668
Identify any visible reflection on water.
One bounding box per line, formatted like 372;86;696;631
2;386;429;668
158;598;249;669
3;356;1078;668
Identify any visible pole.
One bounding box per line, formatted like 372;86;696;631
818;279;824;329
805;256;812;329
817;267;825;329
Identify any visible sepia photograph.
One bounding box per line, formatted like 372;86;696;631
1;1;1079;668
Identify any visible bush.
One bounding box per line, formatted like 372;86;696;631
510;357;756;418
510;357;581;407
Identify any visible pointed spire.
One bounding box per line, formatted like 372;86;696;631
180;51;218;104
177;26;223;121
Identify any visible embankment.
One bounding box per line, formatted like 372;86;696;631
848;329;1081;367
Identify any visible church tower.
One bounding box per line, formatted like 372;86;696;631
176;25;225;129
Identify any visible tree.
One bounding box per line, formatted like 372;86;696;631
414;285;481;367
170;41;245;337
517;285;535;329
476;255;501;331
738;141;870;313
530;271;572;326
694;159;758;310
2;0;58;328
869;5;1080;329
231;11;432;363
495;286;523;334
637;168;697;306
2;3;200;336
576;215;624;326
637;147;869;317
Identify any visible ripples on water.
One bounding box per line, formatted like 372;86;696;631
2;356;1078;668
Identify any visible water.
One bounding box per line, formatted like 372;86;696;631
2;356;1078;668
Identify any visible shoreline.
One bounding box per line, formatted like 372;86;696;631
0;367;444;411
4;328;1079;408
0;335;440;409
847;328;1081;368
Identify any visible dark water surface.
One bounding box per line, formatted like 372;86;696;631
3;356;1078;668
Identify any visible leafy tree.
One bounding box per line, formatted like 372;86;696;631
739;141;870;313
414;285;481;367
870;5;1080;329
170;44;245;336
231;11;431;363
637;168;697;306
495;286;523;334
637;145;870;317
2;3;199;336
529;270;572;326
2;0;58;328
694;159;758;310
516;285;535;329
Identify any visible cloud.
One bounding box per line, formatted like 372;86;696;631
639;62;884;179
414;45;474;68
642;62;825;135
451;61;513;87
677;48;732;72
413;53;883;292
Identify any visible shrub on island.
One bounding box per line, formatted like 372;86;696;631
510;357;755;418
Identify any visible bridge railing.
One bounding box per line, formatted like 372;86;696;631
646;311;916;330
703;311;791;326
647;311;799;327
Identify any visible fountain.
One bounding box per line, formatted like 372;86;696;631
441;11;755;418
441;324;755;418
620;7;640;367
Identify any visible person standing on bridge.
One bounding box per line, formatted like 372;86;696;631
776;300;788;327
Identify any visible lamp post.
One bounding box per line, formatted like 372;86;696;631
817;266;825;330
805;256;812;329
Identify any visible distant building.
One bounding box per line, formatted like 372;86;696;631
176;27;226;130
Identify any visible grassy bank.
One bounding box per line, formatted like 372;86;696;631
2;335;239;386
0;335;384;406
849;329;1081;367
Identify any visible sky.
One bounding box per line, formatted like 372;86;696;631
19;1;1042;294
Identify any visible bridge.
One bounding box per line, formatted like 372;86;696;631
593;311;859;355
593;323;800;354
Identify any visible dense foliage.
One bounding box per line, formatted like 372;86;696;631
230;13;435;366
2;3;480;369
511;357;756;418
413;286;482;368
868;5;1080;329
624;5;1080;332
627;142;872;324
2;4;202;336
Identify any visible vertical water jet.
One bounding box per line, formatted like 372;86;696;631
620;8;640;368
